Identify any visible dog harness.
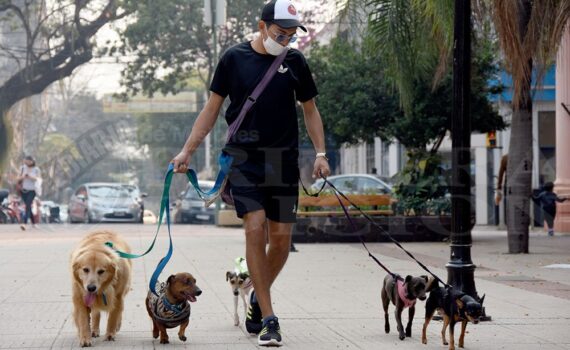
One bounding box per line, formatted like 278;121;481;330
147;282;191;328
397;280;416;308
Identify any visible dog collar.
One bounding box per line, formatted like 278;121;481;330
397;280;416;308
161;295;186;314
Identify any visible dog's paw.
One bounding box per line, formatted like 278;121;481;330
91;330;100;338
385;325;390;334
79;338;92;347
443;340;449;346
421;337;427;345
234;315;240;326
405;329;412;337
105;334;115;342
179;335;187;342
399;333;406;341
160;338;170;344
153;330;159;339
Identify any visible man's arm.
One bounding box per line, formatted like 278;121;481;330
302;98;330;178
302;98;325;153
172;92;225;172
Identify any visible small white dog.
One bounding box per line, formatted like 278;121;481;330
225;257;253;326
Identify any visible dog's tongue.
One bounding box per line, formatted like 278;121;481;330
84;292;96;307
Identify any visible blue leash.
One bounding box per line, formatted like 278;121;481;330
105;153;233;296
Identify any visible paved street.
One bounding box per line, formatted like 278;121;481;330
0;223;569;349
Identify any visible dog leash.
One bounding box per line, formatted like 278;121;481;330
106;163;190;296
302;173;450;288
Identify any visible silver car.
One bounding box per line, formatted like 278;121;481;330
68;183;143;223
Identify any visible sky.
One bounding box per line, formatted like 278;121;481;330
77;0;338;98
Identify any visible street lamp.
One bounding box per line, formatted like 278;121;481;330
204;0;226;225
448;0;488;320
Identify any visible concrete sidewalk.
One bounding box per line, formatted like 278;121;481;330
0;223;568;349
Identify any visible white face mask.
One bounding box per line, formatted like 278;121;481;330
262;27;287;56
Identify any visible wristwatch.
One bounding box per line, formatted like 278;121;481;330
316;152;329;161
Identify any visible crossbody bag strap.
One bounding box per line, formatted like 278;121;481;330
225;48;288;143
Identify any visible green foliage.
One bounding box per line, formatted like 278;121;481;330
308;35;506;151
114;0;264;98
37;134;77;161
135;112;203;170
309;38;402;145
392;151;451;216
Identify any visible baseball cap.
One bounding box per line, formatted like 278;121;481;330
261;0;307;32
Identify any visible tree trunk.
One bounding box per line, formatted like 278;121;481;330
0;105;12;171
506;76;533;254
506;0;533;254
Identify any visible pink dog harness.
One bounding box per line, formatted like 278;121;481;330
397;280;416;308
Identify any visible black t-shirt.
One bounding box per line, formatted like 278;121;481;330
210;41;318;164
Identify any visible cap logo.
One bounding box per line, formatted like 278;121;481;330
288;4;297;15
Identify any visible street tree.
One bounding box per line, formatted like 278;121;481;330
0;0;135;167
490;1;569;253
341;0;570;253
113;0;264;98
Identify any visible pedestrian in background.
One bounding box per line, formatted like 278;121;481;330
18;156;41;230
533;182;567;236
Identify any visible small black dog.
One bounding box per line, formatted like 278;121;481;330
381;274;428;340
422;279;484;350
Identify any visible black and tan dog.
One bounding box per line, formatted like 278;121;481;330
382;274;429;340
422;279;484;350
146;273;202;344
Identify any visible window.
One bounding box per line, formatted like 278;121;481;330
88;186;130;198
358;177;388;194
75;187;87;197
366;142;375;174
381;141;390;176
332;177;357;193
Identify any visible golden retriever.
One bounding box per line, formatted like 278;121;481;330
70;230;132;347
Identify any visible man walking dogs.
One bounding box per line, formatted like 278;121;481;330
172;0;329;346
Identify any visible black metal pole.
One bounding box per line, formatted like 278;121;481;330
447;0;478;299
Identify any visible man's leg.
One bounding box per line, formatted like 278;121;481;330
244;210;273;319
244;214;293;319
266;220;293;287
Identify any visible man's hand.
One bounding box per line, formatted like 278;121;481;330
171;150;192;173
312;157;330;179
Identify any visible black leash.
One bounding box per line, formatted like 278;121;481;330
300;173;450;288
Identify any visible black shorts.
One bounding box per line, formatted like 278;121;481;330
227;158;299;223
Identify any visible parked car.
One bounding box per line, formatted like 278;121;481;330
68;183;143;223
311;174;393;195
122;184;148;223
173;180;218;224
